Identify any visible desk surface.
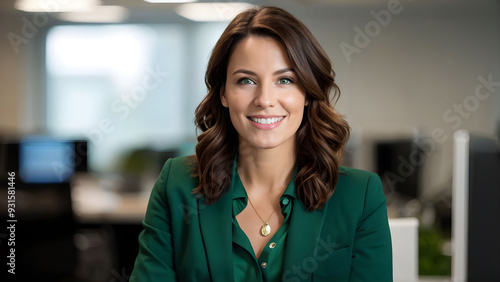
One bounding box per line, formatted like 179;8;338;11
71;174;151;224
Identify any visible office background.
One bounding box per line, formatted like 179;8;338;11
0;0;499;281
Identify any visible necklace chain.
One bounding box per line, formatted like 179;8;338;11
245;185;288;237
247;196;275;224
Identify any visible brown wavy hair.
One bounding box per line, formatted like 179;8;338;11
189;6;350;211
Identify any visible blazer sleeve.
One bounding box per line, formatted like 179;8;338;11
349;173;393;281
130;158;177;281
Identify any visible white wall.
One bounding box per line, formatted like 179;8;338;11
0;11;26;134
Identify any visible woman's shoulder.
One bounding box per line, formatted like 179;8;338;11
329;166;386;216
335;166;383;195
156;155;197;194
338;166;381;182
160;155;195;175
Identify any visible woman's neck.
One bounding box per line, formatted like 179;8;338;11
237;141;296;194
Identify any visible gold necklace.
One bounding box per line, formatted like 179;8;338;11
246;185;288;237
247;196;275;237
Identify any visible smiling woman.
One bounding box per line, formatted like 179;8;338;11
131;6;393;282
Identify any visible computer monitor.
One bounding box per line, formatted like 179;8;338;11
19;137;75;183
1;137;88;184
375;139;423;199
452;130;500;281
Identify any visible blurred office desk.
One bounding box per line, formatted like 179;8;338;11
71;174;151;224
72;188;150;225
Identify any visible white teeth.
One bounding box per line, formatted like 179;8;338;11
250;117;284;124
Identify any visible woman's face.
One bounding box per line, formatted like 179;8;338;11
222;35;307;151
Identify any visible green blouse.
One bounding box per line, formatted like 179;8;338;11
231;168;296;282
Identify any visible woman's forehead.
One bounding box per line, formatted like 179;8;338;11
226;36;292;74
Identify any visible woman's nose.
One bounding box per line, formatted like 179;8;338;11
253;83;276;108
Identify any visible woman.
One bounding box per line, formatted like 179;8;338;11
131;6;392;282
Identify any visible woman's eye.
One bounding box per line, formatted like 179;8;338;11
278;78;293;84
238;78;255;85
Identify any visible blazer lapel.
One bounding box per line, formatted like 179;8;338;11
198;189;233;282
283;198;328;281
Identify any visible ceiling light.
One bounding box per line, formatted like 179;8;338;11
15;0;100;13
176;2;256;22
56;6;129;23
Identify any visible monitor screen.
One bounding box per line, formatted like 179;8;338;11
375;139;423;199
19;137;75;183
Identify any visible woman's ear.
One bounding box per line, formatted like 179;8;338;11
305;97;310;106
220;86;228;106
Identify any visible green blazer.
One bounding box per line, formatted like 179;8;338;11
131;156;392;281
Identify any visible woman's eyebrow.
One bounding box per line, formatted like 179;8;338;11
273;68;294;75
232;69;256;76
232;68;295;76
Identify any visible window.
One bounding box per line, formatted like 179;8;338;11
45;24;214;172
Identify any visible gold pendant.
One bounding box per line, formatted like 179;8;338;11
261;222;271;237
